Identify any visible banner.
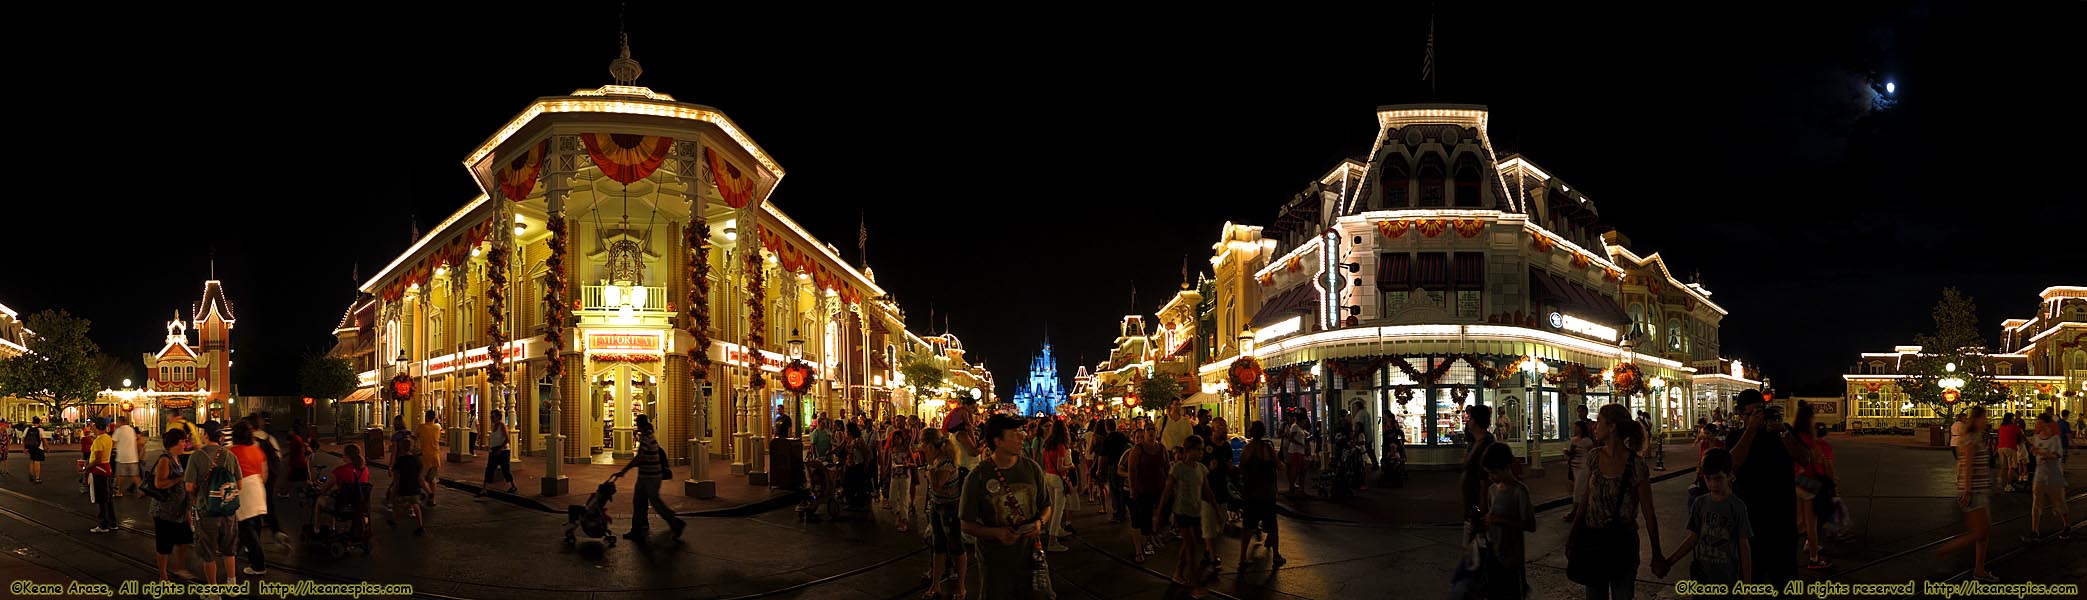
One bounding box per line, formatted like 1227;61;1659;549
707;147;759;209
581;133;674;184
497;140;548;201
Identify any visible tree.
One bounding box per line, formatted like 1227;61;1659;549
0;310;106;420
299;354;359;402
1138;374;1183;413
1902;288;2001;421
92;351;133;389
901;358;946;398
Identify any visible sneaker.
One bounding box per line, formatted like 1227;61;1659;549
506;485;519;494
2021;533;2040;543
2058;531;2072;540
1271;555;1287;567
1047;543;1070;552
89;527;114;533
274;531;291;546
242;567;268;576
670;523;686;540
2003;484;2015;493
172;569;196;581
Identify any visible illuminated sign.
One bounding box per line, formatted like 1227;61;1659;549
427;342;529;376
586;331;663;352
1258;316;1303;342
708;341;804;374
1546;311;1617;342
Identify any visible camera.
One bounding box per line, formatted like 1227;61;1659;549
1763;405;1784;423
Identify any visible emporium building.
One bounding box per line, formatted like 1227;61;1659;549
1194;105;1751;466
336;49;935;494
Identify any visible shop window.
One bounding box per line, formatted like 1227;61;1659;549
1452;252;1484;318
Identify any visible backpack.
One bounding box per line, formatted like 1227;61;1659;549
23;426;40;449
196;448;242;518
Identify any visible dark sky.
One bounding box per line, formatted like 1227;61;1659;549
4;2;2080;398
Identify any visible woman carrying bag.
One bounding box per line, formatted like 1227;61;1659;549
1566;404;1666;600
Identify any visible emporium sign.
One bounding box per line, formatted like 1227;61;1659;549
1547;311;1617;343
587;331;663;352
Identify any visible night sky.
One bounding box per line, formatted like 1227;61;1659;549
4;2;2080;399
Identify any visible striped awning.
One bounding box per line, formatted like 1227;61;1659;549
339;387;378;404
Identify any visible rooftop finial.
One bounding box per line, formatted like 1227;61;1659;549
608;2;643;85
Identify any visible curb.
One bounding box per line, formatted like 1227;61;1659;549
321;449;801;517
1274;465;1701;523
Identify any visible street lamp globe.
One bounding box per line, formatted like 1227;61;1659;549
122;379;132;389
1238;327;1256;356
787;329;805;360
395;349;409;366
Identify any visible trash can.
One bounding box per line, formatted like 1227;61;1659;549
1929;425;1946;447
365;427;387;460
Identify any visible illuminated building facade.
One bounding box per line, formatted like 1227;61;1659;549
0;302;38;421
1192;104;1739;466
1844;286;2087;428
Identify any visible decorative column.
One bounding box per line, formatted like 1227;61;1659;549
448;257;474;464
539;135;575;496
674;141;717;498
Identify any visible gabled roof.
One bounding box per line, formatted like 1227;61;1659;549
194;280;236;325
157;340;195;360
1607;246;1728;316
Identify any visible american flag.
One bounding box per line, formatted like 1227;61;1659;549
1420;16;1436;82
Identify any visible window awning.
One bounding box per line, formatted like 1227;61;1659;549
1530;269;1628;328
1377;253;1411;291
339;386;378;404
1416;253;1448;289
1251;284;1316;329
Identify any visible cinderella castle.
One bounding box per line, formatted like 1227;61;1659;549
1011;336;1066;416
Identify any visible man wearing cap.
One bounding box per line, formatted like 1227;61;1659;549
1724;389;1810;585
185;421;239;592
959;414;1055;598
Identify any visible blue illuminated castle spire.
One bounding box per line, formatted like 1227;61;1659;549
1012;329;1065;416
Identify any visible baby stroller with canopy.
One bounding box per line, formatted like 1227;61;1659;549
564;475;619;547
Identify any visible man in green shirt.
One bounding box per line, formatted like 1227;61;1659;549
960;415;1055;599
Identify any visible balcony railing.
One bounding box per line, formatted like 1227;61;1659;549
581;285;668;312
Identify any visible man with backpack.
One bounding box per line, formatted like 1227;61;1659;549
185;421;240;598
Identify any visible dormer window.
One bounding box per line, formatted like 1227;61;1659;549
1417;154;1447;208
1452;154;1484;208
1379;156;1411;208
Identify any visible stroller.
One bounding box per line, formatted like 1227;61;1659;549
304;476;374;558
564;475;619;547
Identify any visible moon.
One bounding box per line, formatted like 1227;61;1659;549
1885;82;1896;94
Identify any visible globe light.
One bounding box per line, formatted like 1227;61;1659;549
1885;82;1896;94
1945;362;1956;372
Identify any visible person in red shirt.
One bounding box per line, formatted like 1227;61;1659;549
1996;414;2024;493
228;422;272;575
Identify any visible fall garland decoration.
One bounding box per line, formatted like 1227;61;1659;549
781;360;817;394
1449;384;1470;405
1530;231;1555;253
685;220;713;378
1860;381;1884;394
1393;386;1417;403
544;214;569;380
390;373;414;401
1228;356;1264;395
1610;362;1647;398
746;232;767;350
485;245;510;385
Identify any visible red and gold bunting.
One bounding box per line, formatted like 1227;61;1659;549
580;133;674;184
1530;231;1555;253
497;140;548;202
1605;268;1622;282
706;147;760;209
1376;220;1411;239
1453;219;1485;238
2036;382;2055;394
1571;252;1591;268
1860;381;1884;393
1286;255;1302;273
1256;272;1274;286
1417;219;1448;238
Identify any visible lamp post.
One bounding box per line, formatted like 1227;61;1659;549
1649;376;1668;470
788;329;807;425
1238;327;1256;427
393;349;408;425
1523;356;1547;474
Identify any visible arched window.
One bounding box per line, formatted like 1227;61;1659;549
1997;362;2012;375
1379;156;1411;208
1628;303;1644;339
1452;154;1484;207
1667;318;1683;352
1867;361;1886;375
2069;350;2087;371
1417;154;1447;207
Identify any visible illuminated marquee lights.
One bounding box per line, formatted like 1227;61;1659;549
466;96;785;178
1259;316;1303;341
1548;311;1619;342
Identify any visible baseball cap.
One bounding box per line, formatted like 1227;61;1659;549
199;420;224;443
1733;389;1766;409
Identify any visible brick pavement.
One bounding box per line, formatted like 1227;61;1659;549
309;439;796;516
1275;442;1703;524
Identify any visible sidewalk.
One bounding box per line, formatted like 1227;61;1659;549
1275;442;1702;524
312;440;798;517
